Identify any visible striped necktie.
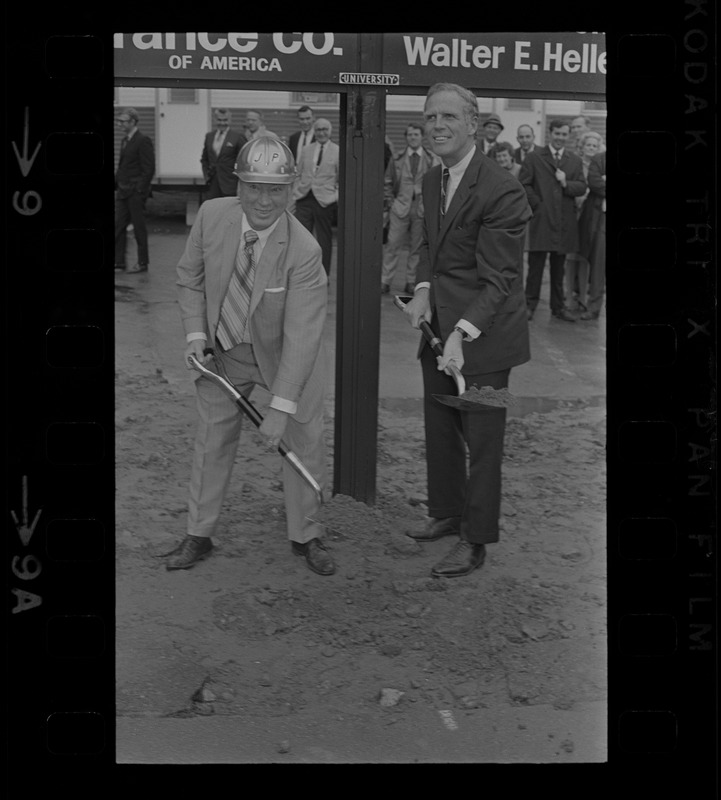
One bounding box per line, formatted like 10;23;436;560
216;230;259;350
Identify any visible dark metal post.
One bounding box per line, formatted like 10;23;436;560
333;34;385;503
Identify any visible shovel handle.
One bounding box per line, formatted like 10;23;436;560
188;352;323;504
393;295;466;395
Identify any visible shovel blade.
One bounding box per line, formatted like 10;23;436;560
432;393;506;411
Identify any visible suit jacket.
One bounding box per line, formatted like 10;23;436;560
417;148;532;374
200;129;245;196
514;145;536;164
288;129;316;163
176;200;328;422
386;147;438;219
519;146;587;253
293;140;340;207
115;130;155;199
578;151;606;260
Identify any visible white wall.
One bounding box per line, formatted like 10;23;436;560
210;89;292;108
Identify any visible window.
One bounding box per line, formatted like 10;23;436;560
505;98;533;111
169;88;199;104
291;91;339;106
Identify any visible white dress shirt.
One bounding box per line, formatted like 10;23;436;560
415;145;482;340
213;128;228;155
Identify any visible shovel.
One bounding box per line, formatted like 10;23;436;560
393;295;515;412
188;350;324;505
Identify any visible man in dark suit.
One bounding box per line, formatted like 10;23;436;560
200;109;245;201
519;119;587;322
114;108;155;273
288;105;315;165
478;112;504;155
514;124;537;164
403;83;532;578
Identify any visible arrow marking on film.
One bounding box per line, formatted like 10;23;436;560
12;107;42;177
10;475;43;547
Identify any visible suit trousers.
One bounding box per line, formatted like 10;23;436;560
381;200;423;287
294;193;336;275
421;342;509;544
525;250;566;313
203;175;234;202
186;343;327;544
563;253;589;310
114;191;149;267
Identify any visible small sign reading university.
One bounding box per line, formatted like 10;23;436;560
339;73;400;85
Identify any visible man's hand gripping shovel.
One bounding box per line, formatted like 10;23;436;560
188;349;324;506
393;295;515;411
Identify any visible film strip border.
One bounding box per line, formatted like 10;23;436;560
5;16;716;789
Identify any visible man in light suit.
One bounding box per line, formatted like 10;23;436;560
403;83;532;578
381;123;438;295
167;137;335;576
292;118;339;275
200;108;245;201
114;107;155;272
244;109;279;141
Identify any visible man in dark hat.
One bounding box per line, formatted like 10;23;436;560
479;112;504;155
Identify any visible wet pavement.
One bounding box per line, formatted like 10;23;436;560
116;216;606;415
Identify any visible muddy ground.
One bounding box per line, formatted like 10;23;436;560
115;279;607;762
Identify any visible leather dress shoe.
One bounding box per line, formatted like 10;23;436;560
579;310;600;320
407;516;461;542
126;262;148;273
431;540;486;577
381;283;390;294
292;538;336;575
527;308;535;321
114;263;126;270
165;535;213;570
552;309;576;322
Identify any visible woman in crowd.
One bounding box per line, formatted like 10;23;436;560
490;141;521;179
563;130;604;313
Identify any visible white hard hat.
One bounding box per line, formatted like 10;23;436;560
234;136;296;184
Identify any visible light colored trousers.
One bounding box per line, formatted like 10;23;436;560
186;343;327;544
381;201;423;287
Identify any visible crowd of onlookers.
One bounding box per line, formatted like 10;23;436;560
115;104;606;323
382;112;606;322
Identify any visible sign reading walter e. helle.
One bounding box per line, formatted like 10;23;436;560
114;32;606;96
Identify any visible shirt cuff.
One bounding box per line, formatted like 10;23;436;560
270;396;297;415
186;332;207;343
455;320;482;341
414;282;430;291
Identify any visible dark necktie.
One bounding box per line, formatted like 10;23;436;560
216;230;260;350
121;136;128;151
316;143;324;167
553;150;561;166
440;167;450;226
410;151;420;178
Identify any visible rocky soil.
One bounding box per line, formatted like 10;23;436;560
115;340;607;742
